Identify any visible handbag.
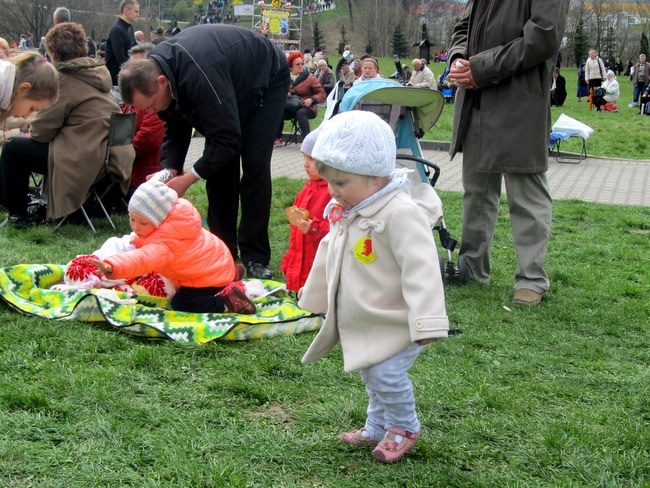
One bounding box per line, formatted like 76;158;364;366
593;87;606;98
285;95;303;114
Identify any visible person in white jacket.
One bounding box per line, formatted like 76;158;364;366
298;111;449;463
593;70;620;111
406;58;436;90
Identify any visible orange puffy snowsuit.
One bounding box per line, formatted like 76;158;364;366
104;198;235;289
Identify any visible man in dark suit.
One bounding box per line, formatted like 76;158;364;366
550;67;567;106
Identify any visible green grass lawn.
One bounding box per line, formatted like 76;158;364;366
0;181;648;486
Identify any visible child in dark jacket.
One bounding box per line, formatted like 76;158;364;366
280;128;331;292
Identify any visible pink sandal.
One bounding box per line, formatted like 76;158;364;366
339;428;378;446
372;427;421;463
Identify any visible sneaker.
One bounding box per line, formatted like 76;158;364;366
273;138;284;148
221;285;256;314
340;428;378;447
245;261;272;280
513;288;543;306
371;428;420;463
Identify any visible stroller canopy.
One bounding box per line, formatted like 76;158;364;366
340;80;445;135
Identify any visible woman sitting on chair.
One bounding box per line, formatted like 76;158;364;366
274;51;326;146
0;22;132;228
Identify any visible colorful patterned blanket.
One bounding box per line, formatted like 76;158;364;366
0;264;322;343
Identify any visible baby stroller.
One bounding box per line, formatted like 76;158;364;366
333;79;459;282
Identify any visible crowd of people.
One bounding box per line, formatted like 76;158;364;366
569;48;650;112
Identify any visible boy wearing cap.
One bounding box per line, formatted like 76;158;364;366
298;111;449;463
90;179;255;314
280;128;331;293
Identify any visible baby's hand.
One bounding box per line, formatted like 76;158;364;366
88;259;113;275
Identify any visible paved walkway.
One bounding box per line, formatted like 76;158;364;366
185;137;650;207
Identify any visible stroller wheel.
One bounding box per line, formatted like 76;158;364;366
440;257;461;285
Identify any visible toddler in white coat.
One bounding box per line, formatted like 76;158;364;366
298;111;449;463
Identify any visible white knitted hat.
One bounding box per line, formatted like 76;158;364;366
312;111;396;177
128;179;178;227
300;127;321;156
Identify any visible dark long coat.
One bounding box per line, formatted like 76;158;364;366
449;0;569;173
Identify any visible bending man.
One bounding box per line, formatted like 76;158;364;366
119;24;289;279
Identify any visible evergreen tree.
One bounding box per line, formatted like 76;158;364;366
573;18;589;67
421;22;428;42
313;21;324;52
338;23;348;56
641;32;649;58
392;24;408;58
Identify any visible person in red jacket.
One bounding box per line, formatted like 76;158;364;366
280;128;331;292
90;179;255;314
123;104;164;194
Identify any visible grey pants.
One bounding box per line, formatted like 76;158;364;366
359;343;424;442
460;114;552;293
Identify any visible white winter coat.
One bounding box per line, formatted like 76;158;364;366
299;184;449;372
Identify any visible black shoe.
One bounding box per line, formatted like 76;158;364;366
1;214;36;229
245;261;272;279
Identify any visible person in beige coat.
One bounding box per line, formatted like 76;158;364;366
298;111;449;463
0;22;133;228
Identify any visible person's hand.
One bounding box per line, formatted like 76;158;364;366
87;259;112;275
146;168;177;182
448;59;479;90
297;218;312;234
303;97;313;107
285;206;309;226
165;171;199;198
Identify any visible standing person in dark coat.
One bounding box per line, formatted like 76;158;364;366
550;67;567;106
577;62;590;101
105;0;140;86
446;0;569;306
118;24;290;280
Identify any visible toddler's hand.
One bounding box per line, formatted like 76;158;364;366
88;259;113;275
297;218;312;234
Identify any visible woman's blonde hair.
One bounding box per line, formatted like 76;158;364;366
0;52;58;122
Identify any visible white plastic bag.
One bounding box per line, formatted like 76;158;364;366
552;113;594;139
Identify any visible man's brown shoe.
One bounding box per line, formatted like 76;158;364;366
513;288;543;306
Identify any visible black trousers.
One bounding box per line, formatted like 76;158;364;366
0;137;48;216
276;106;316;139
205;69;289;265
170;286;226;313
